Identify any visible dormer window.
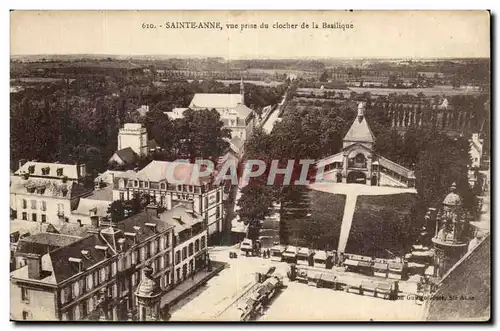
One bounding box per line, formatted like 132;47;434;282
160;183;166;190
118;179;125;189
134;180;139;188
41;167;50;176
144;181;149;188
28;165;35;174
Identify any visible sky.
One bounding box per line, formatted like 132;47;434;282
10;10;490;59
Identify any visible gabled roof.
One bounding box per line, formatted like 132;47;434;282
114;147;139;164
343;116;375;145
233;104;253;120
378;156;415;179
189;93;243;110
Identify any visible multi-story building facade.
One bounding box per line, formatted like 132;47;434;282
10;204;210;321
10;161;92;225
112;160;224;244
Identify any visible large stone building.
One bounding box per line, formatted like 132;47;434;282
316;102;416;188
10;161;92;225
10;204;210;321
112;160;224;243
166;79;255;144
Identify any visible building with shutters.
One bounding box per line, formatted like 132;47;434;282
112;160;224;244
10;161;92;225
10;203;210;321
10;207;175;321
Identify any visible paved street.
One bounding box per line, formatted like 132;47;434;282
168;246;424;321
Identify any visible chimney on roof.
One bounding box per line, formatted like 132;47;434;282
145;222;158;233
69;257;84;272
90;210;100;229
124;232;137;245
117;238;126;252
95;245;109;258
26;254;43;280
18;159;27;171
146;204;159;218
78;164;87;179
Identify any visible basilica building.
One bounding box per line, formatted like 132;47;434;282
316;102;416;188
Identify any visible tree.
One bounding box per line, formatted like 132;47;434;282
108;200;125;223
319;71;329;82
237;181;276;241
176;108;231;162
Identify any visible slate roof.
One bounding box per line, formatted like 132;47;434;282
10;220;57;236
10;176;91;199
114;147;139;165
16;233;83;256
15;161;81;180
157;205;203;234
233;104;253;120
49;234;109;283
73;197;111;216
425;234;490;321
189;93;243;110
343;116;376;144
84;186;114;201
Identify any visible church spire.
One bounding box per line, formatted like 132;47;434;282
240;77;245;104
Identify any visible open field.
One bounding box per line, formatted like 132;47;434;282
346;193;418;258
349;85;482;96
281;188;346;250
218;79;283;87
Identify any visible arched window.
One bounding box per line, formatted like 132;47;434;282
118;179;125;189
160;182;166;190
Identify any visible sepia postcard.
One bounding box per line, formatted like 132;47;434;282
9;10;490;322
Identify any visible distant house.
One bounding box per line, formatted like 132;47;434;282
165;80;255;143
470;133;484;169
108;147;139;167
136;105;150;117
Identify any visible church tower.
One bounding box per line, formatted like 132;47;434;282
431;183;472;279
240;78;245;105
134;265;163;321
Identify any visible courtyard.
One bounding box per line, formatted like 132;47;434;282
168;246;424;321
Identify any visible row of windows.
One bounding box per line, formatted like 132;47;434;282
61;284;119;321
21;199;47;211
119;180;214;194
175;236;206;265
60;263;118;304
21;212;46;223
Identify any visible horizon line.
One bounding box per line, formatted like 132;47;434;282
10;53;490;61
